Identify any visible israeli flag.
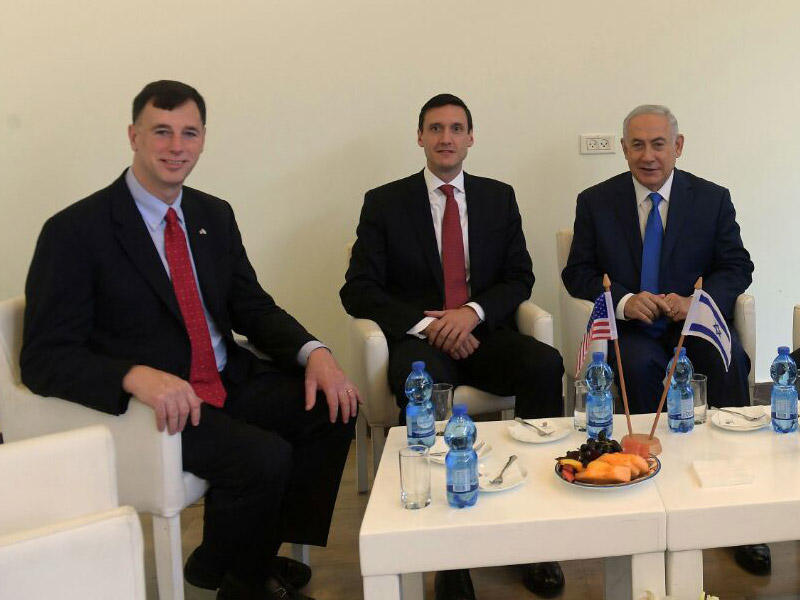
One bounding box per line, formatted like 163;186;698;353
681;289;732;371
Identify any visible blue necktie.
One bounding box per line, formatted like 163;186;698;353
640;192;665;335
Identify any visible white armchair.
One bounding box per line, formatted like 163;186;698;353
0;425;145;600
556;228;756;409
348;300;555;492
793;305;800;352
0;296;306;600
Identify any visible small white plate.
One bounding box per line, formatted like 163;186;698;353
710;406;770;432
478;459;528;492
429;436;492;465
508;420;572;443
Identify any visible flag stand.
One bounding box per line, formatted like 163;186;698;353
604;274;634;437
640;277;705;452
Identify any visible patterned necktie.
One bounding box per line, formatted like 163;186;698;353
164;208;226;407
439;184;469;310
640;192;665;335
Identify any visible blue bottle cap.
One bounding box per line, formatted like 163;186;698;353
778;346;790;355
592;351;605;362
673;347;687;356
452;403;467;415
411;360;426;370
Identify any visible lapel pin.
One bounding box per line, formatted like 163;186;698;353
199;228;207;235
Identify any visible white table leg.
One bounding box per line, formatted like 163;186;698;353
666;549;703;600
606;552;665;600
363;574;401;600
402;572;425;600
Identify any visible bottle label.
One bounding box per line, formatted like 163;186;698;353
773;387;798;420
414;412;435;437
451;468;472;493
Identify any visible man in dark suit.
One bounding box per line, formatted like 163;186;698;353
341;94;564;599
21;80;358;600
562;104;763;574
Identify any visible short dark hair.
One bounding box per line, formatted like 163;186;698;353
132;80;206;125
418;93;472;132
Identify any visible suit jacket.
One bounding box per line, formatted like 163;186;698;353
561;169;753;321
21;172;315;415
340;170;534;340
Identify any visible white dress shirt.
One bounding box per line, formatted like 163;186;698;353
407;168;485;337
616;170;675;319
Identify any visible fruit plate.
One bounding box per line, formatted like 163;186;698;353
554;455;661;489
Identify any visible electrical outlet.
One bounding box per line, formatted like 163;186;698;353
580;134;615;155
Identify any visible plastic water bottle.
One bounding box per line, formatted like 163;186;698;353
444;403;478;508
771;346;798;433
666;347;694;433
405;361;435;447
585;351;613;439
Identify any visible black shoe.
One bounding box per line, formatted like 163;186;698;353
434;569;476;600
185;549;312;591
184;547;225;590
734;544;771;576
522;562;565;598
217;572;315;600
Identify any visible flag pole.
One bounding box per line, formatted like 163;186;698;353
604;274;632;436
649;277;703;438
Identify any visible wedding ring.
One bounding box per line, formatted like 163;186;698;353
345;388;354;394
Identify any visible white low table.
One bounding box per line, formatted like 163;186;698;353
360;417;667;600
642;409;800;599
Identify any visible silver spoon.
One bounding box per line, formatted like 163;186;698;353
515;417;553;436
490;455;518;485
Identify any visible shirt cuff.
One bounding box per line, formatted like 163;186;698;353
408;317;436;339
297;341;328;366
616;293;633;320
465;302;485;322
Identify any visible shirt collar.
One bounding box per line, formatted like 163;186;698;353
423;167;465;196
125;167;185;230
632;169;675;207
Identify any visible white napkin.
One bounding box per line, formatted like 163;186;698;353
692;459;754;487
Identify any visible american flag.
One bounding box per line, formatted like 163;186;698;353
575;291;618;377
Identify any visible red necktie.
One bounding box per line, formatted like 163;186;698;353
439;184;469;310
164;208;227;407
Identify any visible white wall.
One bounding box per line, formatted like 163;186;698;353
2;1;799;381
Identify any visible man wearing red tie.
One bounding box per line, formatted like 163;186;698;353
22;80;358;600
341;94;564;600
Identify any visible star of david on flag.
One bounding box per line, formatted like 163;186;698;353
575;291;618;377
681;288;731;371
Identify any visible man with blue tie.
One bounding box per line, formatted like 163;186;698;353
562;104;764;575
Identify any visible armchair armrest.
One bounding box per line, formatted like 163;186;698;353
347;317;395;427
734;294;756;386
1;385;187;517
515;299;554;346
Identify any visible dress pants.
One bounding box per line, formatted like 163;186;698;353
180;359;354;582
388;327;564;420
609;320;751;414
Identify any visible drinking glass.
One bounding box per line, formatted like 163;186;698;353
399;445;431;509
574;380;588;431
692;374;708;424
432;383;454;421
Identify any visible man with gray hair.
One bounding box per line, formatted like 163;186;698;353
562;104;764;574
